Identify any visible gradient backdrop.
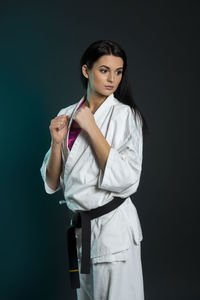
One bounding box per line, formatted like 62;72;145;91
0;0;199;299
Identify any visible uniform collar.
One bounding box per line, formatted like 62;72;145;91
68;92;116;130
93;92;115;124
65;92;117;164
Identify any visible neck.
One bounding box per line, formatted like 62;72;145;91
85;89;108;114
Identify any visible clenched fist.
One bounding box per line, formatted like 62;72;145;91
49;114;71;144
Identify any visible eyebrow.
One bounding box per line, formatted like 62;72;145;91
98;65;123;70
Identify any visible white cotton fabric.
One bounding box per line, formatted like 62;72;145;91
76;242;145;300
40;92;144;262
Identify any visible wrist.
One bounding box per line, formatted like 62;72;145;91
86;123;98;136
51;139;62;149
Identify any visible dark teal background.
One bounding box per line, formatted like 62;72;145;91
1;1;199;299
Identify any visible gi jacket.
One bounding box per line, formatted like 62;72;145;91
40;93;143;263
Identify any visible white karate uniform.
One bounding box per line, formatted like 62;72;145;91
40;93;145;299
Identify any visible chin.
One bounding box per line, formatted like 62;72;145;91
95;90;110;97
104;92;113;98
103;89;114;95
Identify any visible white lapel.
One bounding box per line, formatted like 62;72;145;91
64;93;116;170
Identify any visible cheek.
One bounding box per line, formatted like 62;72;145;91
89;74;100;87
94;73;105;84
116;76;122;85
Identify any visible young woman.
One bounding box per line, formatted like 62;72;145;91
40;40;148;300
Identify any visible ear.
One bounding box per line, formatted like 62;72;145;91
82;64;89;79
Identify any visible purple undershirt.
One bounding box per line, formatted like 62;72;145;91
68;98;86;150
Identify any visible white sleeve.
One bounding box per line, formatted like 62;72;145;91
40;147;62;194
40;108;66;194
97;107;143;196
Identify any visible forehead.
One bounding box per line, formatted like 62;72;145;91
94;55;124;67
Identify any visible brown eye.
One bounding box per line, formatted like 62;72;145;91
100;69;107;73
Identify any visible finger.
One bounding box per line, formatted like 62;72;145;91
66;115;71;123
51;121;63;127
52;117;67;124
58;115;71;124
50;121;66;129
52;115;70;127
54;115;66;122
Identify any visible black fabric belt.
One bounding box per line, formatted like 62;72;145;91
66;196;128;289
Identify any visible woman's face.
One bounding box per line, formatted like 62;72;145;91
82;55;124;97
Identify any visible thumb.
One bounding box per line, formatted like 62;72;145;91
66;115;71;123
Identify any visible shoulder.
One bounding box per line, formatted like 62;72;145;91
112;97;142;132
112;97;130;116
110;97;143;154
112;97;138;124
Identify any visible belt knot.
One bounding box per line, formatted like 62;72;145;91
71;211;82;228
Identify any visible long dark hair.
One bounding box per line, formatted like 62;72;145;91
80;39;149;137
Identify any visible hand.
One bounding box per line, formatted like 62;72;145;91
49;114;70;144
73;106;96;133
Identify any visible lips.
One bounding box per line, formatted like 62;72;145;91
105;85;114;89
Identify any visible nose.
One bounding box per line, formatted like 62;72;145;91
107;72;114;83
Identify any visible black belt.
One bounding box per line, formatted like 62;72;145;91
66;196;128;289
